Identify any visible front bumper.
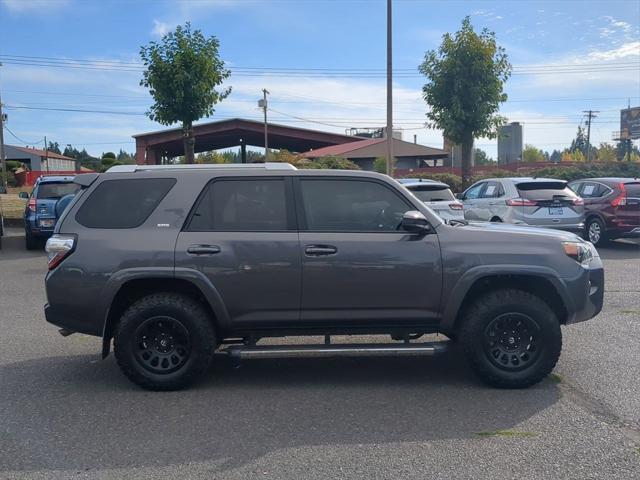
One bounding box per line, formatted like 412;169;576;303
564;256;604;324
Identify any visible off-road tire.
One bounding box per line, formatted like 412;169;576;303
114;293;216;391
459;288;562;389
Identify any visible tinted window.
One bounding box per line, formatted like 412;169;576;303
36;182;80;199
624;182;640;198
300;179;412;232
516;181;578;201
76;178;176;229
188;179;287;231
407;185;456;202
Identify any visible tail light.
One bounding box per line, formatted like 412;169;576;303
28;197;36;212
506;198;537;206
449;202;463;210
611;183;627;207
573;198;584;206
45;234;76;270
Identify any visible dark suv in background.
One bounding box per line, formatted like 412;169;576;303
568;178;640;246
22;176;79;249
44;164;603;391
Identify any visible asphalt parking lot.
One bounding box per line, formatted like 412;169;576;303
1;228;639;479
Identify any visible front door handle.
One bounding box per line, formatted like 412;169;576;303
305;245;337;256
187;245;221;255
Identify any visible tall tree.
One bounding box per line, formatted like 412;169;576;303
140;23;231;163
419;17;511;186
522;144;545;163
473;148;494;165
569;126;590;157
47;141;61;154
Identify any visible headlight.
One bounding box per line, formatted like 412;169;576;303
562;241;594;264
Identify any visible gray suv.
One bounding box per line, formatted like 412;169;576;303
460;177;585;233
44;164;603;391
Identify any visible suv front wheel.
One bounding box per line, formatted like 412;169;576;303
114;293;216;391
459;289;562;388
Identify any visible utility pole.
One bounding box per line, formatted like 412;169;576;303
583;110;599;162
385;0;394;176
44;135;49;174
259;89;269;162
0;62;7;190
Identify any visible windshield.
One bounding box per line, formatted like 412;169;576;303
36;182;81;200
408;186;456;202
516;182;577;201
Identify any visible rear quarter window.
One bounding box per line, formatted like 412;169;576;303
75;178;176;229
625;183;640;198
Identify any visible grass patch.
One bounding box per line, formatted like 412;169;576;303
0;194;26;220
474;430;538;438
548;373;562;384
619;310;640;315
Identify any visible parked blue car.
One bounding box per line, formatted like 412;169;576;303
23;176;80;250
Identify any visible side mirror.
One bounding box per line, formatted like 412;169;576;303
18;192;30;200
401;210;432;234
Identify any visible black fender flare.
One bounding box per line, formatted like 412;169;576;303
440;265;576;331
100;267;230;357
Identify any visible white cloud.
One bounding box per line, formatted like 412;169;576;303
151;20;172;38
586;41;640;62
1;0;70;13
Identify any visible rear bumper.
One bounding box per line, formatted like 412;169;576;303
540;223;584;234
44;303;102;336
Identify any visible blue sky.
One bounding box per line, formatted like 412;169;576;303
1;0;639;159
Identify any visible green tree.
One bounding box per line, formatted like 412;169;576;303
373;156;393;173
102;151;116;160
304;155;361;170
195;151;229;164
550;149;562;163
569;126;590;157
140;22;231;164
47;141;61;154
474;148;494;165
419;17;511;186
596;143;616;162
522;144;545;163
116;149;136;163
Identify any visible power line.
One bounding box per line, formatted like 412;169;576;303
3;125;46;145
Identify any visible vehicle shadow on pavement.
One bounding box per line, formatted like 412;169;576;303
597;240;640;261
0;349;561;475
0;234;46;261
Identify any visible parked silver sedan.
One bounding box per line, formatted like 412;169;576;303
459;177;585;234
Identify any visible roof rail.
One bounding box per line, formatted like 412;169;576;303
106;163;297;173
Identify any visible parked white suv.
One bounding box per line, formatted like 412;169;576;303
459;177;585;233
398;179;464;222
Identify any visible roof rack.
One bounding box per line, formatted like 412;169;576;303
106;163;297;173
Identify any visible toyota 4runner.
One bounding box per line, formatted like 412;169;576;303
44;164;604;390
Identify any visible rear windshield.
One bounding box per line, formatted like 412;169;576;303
407;185;455;202
516;181;577;201
36;182;80;200
624;182;640;198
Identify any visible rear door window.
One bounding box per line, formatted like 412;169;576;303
516;181;578;201
480;181;503;199
187;178;289;231
408;185;455;202
76;178;176;229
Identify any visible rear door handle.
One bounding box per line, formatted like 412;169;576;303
187;245;221;255
305;245;337;256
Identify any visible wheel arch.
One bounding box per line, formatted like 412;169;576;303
442;268;572;334
101;271;230;358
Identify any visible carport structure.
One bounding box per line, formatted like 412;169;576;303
133;118;362;164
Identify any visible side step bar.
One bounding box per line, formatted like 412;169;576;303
224;342;449;360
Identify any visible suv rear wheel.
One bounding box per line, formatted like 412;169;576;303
114;293;216;391
459;289;561;388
